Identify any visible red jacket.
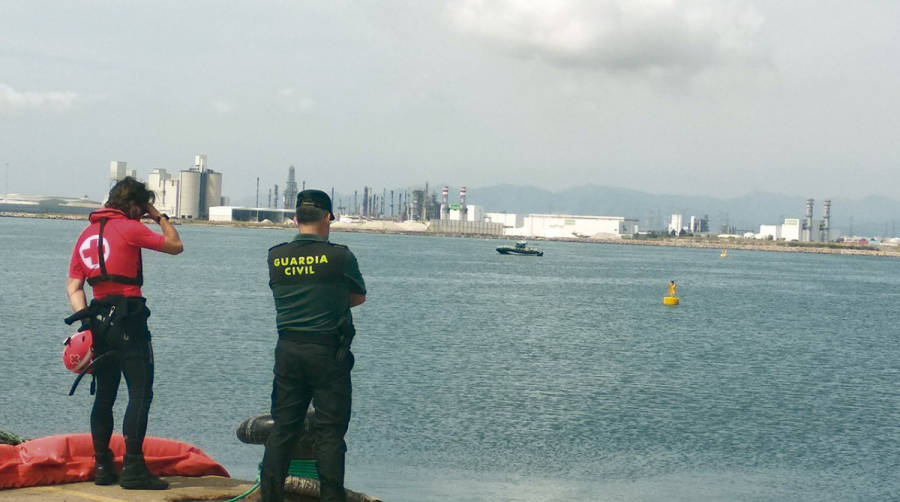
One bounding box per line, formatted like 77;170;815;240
68;208;166;299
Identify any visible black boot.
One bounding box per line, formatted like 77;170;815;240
93;450;118;486
119;453;168;490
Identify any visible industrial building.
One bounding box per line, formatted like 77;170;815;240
448;204;483;222
109;161;135;185
668;213;708;234
439;186;484;222
485;212;524;229
109;155;225;220
177;155;223;220
782;218;801;240
690;215;710;233
208;206;294;224
758;224;781;240
668;214;684;234
755;200;833;241
0;194;100;214
508;214;639;239
802;198;832;242
147;169;180;216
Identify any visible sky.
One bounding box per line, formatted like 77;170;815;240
2;0;899;203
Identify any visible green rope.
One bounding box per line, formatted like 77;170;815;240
287;459;318;480
224;478;260;502
224;459;318;502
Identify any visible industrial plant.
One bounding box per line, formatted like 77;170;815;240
130;155;224;220
6;157;894;245
751;198;833;241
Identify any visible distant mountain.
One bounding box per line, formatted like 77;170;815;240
467;184;900;237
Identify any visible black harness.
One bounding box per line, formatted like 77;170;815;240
86;217;143;287
64;302;123;396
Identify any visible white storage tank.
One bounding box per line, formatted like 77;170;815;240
203;171;223;219
179;170;201;219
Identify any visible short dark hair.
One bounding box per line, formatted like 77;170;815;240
106;177;155;216
296;205;329;223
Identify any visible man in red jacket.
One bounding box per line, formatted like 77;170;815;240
66;177;183;490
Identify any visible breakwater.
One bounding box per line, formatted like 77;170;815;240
4;211;898;258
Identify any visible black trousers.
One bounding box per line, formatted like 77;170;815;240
261;339;353;502
90;305;155;457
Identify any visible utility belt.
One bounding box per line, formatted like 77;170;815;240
278;328;340;346
279;317;355;362
63;296;150;395
65;296;150;351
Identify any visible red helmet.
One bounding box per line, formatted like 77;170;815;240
64;330;94;374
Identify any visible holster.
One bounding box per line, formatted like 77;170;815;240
335;315;356;362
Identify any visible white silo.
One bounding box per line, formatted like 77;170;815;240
179;170;202;219
204;170;223;216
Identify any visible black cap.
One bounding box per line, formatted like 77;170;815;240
296;189;335;220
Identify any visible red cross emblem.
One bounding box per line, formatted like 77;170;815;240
79;235;110;270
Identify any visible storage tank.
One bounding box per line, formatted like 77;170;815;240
204;171;223;218
179;170;201;219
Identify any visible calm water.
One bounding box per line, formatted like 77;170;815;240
2;217;898;501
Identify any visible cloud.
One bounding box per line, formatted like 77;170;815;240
447;0;765;75
0;82;77;113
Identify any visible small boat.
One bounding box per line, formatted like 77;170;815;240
496;241;543;256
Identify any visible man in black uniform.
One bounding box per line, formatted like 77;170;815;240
261;189;366;502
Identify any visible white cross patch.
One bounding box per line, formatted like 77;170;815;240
79;235;111;270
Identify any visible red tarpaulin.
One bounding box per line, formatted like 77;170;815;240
0;433;229;489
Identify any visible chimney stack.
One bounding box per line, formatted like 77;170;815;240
459;186;468;222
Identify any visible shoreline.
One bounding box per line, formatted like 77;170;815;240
5;211;899;258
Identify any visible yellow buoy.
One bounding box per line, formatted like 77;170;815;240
663;296;680;306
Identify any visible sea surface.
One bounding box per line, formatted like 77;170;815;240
2;217;898;502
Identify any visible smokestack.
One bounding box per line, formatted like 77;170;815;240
284;166;298;209
441;185;449;220
460;186;468;222
274;185;279;210
362;187;369;217
422;183;428;220
822;199;831;241
803;198;814;241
